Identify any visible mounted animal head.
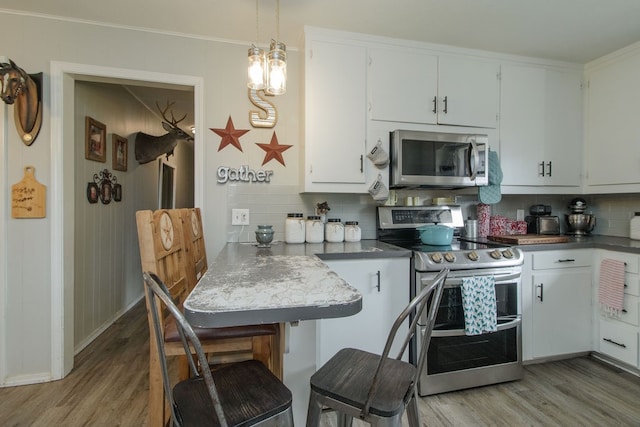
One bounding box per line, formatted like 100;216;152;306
134;101;194;164
0;59;27;105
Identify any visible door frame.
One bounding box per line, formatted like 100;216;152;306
50;62;204;378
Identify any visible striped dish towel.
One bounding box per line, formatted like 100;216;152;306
598;258;625;316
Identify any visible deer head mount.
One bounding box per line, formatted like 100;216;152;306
134;101;194;164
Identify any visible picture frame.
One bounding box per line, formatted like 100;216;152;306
85;116;107;162
86;182;99;204
113;183;122;202
100;180;112;204
112;134;128;171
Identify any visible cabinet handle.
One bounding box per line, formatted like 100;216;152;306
376;270;381;292
603;337;627;348
546;161;552;177
557;259;576;263
442;96;448;114
432;96;437;114
360;155;363;173
536;283;544;302
538;161;545;177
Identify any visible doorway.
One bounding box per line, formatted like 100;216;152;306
51;62;204;378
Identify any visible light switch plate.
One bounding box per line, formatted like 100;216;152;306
231;208;250;225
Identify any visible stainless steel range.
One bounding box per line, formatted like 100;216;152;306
377;205;524;396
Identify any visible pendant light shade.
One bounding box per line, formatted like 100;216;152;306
248;45;266;90
267;40;287;95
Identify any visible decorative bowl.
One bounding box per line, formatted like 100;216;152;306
255;225;274;247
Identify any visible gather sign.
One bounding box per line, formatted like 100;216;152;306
217;165;273;184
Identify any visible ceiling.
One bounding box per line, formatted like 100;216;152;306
11;1;640;132
3;0;640;64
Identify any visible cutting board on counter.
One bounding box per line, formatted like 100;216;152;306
488;234;569;245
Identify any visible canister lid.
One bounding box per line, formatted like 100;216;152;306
287;213;303;217
307;215;321;220
327;218;342;223
345;221;359;225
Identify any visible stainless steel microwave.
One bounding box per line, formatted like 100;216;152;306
389;130;489;188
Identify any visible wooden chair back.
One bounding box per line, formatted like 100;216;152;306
178;208;208;291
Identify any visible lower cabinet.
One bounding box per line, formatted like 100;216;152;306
523;250;592;361
317;257;410;366
595;250;640;368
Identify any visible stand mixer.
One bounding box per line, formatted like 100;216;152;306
565;198;596;235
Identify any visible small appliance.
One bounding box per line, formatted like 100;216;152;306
525;204;560;235
389;130;489;188
565;198;596;235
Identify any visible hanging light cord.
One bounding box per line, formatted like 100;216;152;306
275;0;280;42
255;0;260;46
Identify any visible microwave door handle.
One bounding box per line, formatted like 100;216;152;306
468;140;479;180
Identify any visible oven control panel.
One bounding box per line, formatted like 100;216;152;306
417;247;524;270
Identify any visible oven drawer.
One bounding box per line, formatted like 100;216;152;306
532;250;592;270
598;318;639;367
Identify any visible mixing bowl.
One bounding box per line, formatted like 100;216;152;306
417;224;454;245
565;214;596;235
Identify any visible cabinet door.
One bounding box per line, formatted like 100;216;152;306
500;64;546;186
437;56;499;128
532;269;592;358
544;69;583;186
586;51;640;186
305;39;367;187
318;258;410;366
368;47;438;124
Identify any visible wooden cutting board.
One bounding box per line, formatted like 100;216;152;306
488;234;569;245
11;166;46;218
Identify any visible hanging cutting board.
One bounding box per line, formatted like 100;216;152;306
11;166;46;218
488;234;569;245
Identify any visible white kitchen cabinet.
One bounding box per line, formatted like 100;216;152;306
585;46;640;191
317;257;410;366
594;250;640;367
303;35;368;193
368;47;499;128
500;64;583;191
523;250;592;361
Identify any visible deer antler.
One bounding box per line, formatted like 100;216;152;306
156;100;187;126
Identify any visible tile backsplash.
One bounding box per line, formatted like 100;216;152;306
226;184;640;242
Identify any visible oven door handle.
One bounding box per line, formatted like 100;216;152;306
431;316;521;337
421;271;521;287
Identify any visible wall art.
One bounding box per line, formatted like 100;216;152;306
256;131;292;166
85;116;107;162
112;134;128;171
88;169;120;204
211;116;249;152
248;88;277;128
0;59;43;145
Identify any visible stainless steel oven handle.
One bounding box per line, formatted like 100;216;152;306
420;271;521;287
431;316;521;337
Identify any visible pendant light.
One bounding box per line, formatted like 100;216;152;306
266;0;287;95
248;0;266;90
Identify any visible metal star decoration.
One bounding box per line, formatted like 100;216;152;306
256;132;292;166
211;116;250;152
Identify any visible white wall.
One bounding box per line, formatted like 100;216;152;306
0;11;300;385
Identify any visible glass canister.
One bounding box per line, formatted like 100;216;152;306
285;213;305;244
325;218;344;242
305;215;324;243
344;221;361;242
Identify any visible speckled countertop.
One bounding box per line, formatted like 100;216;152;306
183;240;411;328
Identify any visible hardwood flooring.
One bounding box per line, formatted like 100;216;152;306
1;300;640;426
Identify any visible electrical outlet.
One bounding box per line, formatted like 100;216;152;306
231;208;250;225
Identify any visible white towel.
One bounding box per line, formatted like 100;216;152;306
461;276;497;336
598;258;625;317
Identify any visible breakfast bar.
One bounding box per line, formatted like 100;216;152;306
183;243;367;329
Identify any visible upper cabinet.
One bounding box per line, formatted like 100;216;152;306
585;45;640;192
500;64;583;192
368;47;499;128
303;37;368;193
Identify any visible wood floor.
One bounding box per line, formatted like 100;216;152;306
2;300;640;426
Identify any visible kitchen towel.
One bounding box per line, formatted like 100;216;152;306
461;276;497;336
598;258;626;316
478;150;502;204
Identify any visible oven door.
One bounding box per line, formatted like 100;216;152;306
417;268;523;395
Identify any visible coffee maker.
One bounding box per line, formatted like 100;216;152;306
565;198;596;235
